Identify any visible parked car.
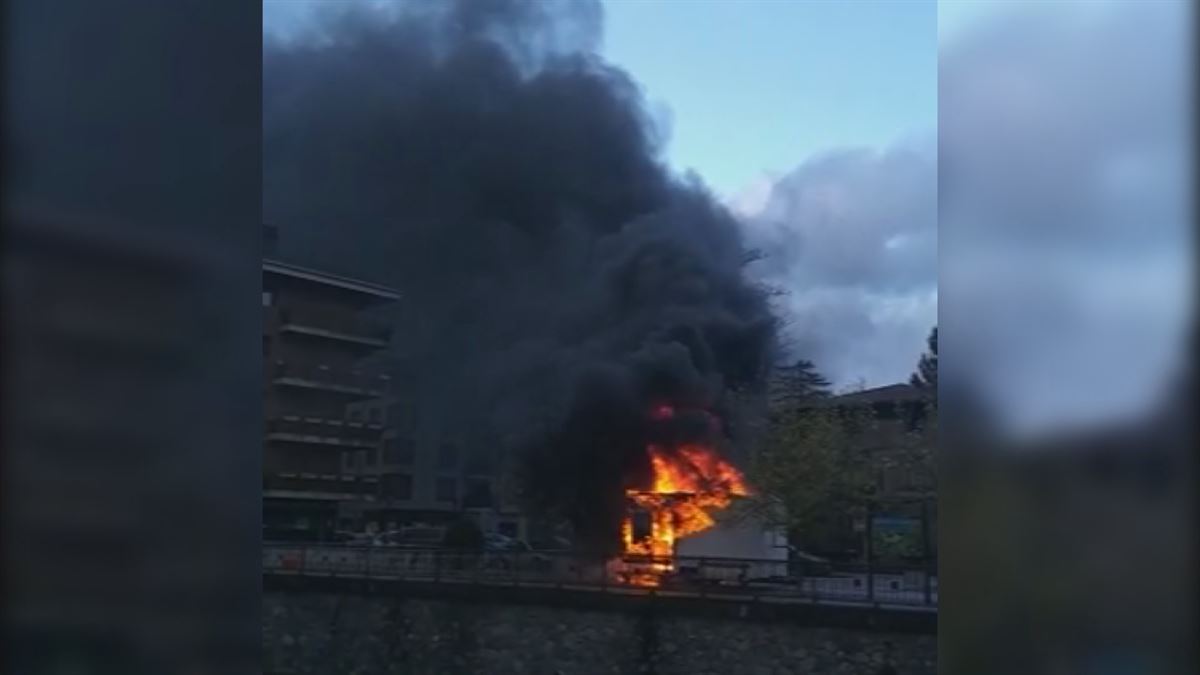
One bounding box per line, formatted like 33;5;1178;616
374;526;446;548
483;533;528;551
482;533;552;572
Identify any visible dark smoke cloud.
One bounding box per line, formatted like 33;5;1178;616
263;0;777;549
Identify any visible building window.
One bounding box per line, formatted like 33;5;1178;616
347;408;362;422
368;407;381;424
382;474;412;500
436;477;457;503
262;291;273;307
354;450;367;471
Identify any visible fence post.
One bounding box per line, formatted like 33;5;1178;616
865;503;875;606
599;554;606;593
921;498;933;606
434;549;441;584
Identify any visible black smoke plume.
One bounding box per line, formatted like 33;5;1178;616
264;0;778;551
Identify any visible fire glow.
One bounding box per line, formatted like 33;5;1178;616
619;407;749;586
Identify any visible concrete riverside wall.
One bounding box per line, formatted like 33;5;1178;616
264;592;936;675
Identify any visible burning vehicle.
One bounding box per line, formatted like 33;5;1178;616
265;0;781;595
611;404;784;587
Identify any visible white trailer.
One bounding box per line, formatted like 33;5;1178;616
672;511;789;585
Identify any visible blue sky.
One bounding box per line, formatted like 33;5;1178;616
601;0;936;198
937;0;1007;42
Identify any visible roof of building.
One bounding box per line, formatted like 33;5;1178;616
262;258;400;300
821;383;928;407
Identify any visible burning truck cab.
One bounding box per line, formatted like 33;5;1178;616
606;403;786;587
613;433;769;586
617;491;789;587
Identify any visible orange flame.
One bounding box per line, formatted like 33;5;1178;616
619;442;749;586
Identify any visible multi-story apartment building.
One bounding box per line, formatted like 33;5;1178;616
262;255;399;540
339;396;433;530
340;397;529;540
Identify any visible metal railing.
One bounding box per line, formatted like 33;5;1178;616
277;307;391;343
266;417;382;446
263;475;376;497
263;543;937;609
271;362;391;395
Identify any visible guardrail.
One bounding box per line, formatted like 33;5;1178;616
271;362;391;395
266;417;382;445
277;307;392;343
263;543;937;609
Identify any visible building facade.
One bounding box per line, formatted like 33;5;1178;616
339;397;530;540
340;396;456;531
262;257;399;540
261;226;534;542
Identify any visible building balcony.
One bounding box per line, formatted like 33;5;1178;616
263;473;378;501
276;307;391;348
271;361;390;397
266;416;383;449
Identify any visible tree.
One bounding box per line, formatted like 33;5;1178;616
769;359;832;412
910;327;937;393
747;398;937;558
745;403;878;551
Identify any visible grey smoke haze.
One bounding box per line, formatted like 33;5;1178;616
738;142;937;389
263;0;776;547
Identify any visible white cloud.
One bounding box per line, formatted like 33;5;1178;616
743;1;1191;437
727;171;780;221
738;142;937;388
